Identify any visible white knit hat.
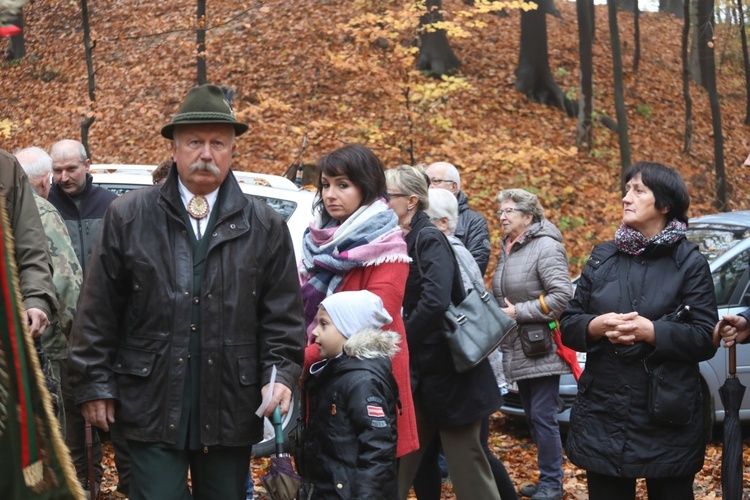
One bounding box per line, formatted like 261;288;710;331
320;290;393;339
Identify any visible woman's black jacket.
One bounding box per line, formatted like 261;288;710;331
402;211;501;429
560;238;717;478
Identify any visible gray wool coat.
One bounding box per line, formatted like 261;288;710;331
492;219;573;383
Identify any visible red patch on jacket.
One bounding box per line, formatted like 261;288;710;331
367;405;385;418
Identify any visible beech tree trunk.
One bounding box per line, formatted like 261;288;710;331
417;0;460;78
738;0;750;124
608;0;631;192
80;0;96;160
577;0;594;149
689;0;703;86
634;0;641;72
693;0;714;88
697;0;726;208
515;0;574;116
682;0;693;152
197;0;207;85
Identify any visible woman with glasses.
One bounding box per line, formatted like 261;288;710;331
386;165;502;500
492;189;573;500
560;163;717;500
298;144;419;465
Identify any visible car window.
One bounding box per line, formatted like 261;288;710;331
97;184;148;196
687;228;750;306
710;249;750;306
250;196;297;222
686;228;748;262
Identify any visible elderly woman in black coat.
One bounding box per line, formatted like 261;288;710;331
385;165;502;500
560;162;717;500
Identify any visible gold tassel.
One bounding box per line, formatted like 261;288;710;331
22;460;43;487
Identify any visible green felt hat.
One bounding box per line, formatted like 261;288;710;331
161;84;248;139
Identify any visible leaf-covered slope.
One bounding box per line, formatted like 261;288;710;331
2;0;749;275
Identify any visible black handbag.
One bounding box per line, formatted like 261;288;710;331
518;322;555;357
415;228;517;373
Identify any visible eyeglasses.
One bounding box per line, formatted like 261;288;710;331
496;208;524;217
430;178;455;186
388;193;409;198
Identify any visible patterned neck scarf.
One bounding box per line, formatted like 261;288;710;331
614;218;687;255
299;199;409;341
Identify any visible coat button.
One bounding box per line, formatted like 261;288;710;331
116;363;122;368
336;483;343;489
191;324;197;331
241;375;246;381
193;296;200;304
230;224;236;229
212;232;218;237
169;424;175;430
178;358;184;364
207;359;213;365
205;424;210;430
141;368;148;373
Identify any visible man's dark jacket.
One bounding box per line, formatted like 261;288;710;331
560;238;717;478
454;191;490;275
68;169;306;446
48;174;117;275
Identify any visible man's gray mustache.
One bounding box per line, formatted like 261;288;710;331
188;162;221;175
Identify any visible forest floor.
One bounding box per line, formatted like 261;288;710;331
97;412;750;498
5;0;750;497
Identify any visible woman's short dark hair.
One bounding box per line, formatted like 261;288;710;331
313;144;388;221
625;162;690;223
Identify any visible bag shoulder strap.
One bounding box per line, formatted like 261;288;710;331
414;227;465;306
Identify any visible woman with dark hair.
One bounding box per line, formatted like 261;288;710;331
298;144;419;460
386;165;502;500
560;162;718;499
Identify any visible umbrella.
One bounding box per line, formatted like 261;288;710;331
712;319;746;500
261;406;302;500
549;320;582;382
85;423;96;500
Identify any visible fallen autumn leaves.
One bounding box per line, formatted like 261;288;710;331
97;412;748;499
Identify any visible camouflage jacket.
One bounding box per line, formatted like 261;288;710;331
34;192;82;360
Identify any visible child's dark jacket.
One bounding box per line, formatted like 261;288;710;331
302;328;399;499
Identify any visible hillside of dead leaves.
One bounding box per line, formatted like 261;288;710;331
3;0;750;277
4;0;750;497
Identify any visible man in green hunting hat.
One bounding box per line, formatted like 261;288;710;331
68;83;306;499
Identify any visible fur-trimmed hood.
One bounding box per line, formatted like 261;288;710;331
342;328;401;360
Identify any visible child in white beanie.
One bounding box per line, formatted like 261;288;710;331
302;290;401;499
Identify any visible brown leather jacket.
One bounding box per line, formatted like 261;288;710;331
68;169;305;446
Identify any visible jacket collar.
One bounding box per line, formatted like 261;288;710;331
158;165;249;222
52;173;94;201
456;191;470;213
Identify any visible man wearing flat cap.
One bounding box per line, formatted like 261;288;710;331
67;84;306;498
